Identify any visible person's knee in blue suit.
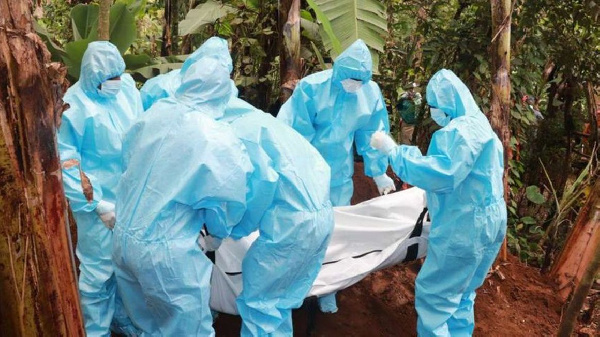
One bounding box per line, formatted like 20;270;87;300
278;39;395;313
370;69;507;336
58;41;143;336
112;57;253;336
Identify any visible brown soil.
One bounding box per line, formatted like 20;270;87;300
214;162;572;336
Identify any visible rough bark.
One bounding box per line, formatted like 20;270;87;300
98;0;111;41
559;76;576;196
556;204;600;336
411;6;428;72
490;0;513;261
551;177;600;302
179;0;196;55
0;0;84;335
585;82;598;152
279;0;302;104
161;0;179;56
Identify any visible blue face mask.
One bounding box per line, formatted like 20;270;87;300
431;107;451;127
99;80;121;96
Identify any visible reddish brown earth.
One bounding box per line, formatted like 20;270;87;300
213;162;577;336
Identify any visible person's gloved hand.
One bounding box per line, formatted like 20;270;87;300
373;174;396;195
370;131;397;155
197;233;223;252
95;200;116;230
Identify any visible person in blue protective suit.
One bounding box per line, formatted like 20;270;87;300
277;39;394;313
112;57;252;336
58;41;143;337
139;36;235;110
187;51;334;335
370;69;507;336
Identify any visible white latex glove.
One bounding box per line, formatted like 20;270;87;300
370;131;397;155
373;174;396;195
95;200;116;230
197;233;223;253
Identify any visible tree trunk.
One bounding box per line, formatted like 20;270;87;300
585;82;598;153
279;0;302;104
180;0;196;55
98;0;111;41
161;0;179;56
551;176;600;302
0;0;84;335
524;61;556;186
490;0;513;261
556;203;600;336
411;7;428;73
558;76;576;197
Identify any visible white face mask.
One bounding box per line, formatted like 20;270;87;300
99;80;121;96
431;107;451;127
341;79;363;93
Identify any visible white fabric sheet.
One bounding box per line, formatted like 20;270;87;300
210;187;430;314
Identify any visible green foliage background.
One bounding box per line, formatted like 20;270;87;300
38;0;600;267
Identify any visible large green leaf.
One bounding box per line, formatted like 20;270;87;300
520;216;537;225
70;0;142;44
242;0;259;10
71;3;99;41
153;55;189;64
179;0;237;36
123;53;152;70
305;0;341;55
63;39;93;79
308;0;388;70
61;1;138;80
310;41;329;70
526;185;546;205
129;54;189;82
33;21;68;62
130;63;183;82
301;18;321;42
120;0;147;16
109;2;137;53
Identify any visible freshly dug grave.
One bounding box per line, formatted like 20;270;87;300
214;163;568;336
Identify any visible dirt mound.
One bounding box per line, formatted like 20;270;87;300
474;256;562;336
214;162;566;336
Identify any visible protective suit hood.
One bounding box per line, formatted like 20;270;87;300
80;41;125;98
140;37;237;110
331;39;372;85
426;69;481;122
181;36;233;75
175;57;232;118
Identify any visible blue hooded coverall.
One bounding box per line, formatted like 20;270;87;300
112;57;253;336
139;36;236;110
58;41;143;336
277;39;391;207
277;39;390;312
385;69;507;336
185;50;334;335
227;99;334;337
